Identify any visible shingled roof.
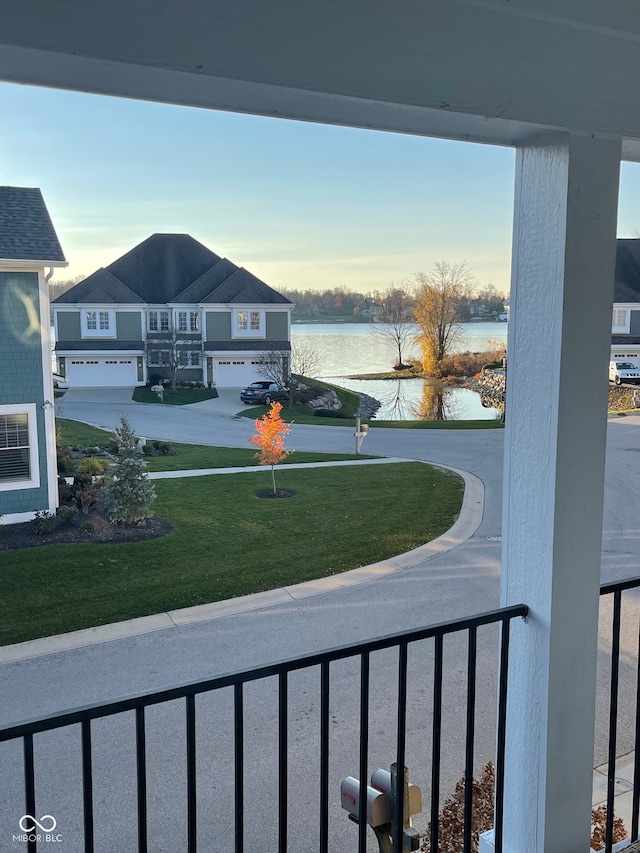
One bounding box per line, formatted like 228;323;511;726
0;186;66;264
615;240;640;303
53;234;292;306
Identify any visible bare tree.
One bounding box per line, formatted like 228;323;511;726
371;283;415;369
147;329;201;392
413;261;475;377
256;343;322;407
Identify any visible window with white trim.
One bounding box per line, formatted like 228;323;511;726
148;310;171;332
233;309;265;337
0;404;40;492
612;309;630;333
178;311;188;333
81;309;114;337
190;311;199;332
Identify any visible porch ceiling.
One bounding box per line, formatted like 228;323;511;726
1;0;640;158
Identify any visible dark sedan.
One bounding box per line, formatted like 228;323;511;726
240;381;289;405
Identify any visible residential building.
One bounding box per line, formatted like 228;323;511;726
611;239;640;364
52;234;293;388
0;186;67;523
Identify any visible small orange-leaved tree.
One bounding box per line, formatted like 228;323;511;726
249;401;291;494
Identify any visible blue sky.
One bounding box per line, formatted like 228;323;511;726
1;81;639;294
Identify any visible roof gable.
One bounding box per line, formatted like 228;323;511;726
0;186;66;264
202;268;292;305
106;234;221;303
52;268;144;304
173;258;239;303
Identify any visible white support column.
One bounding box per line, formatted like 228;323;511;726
499;134;621;853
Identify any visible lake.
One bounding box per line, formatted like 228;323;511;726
291;321;507;420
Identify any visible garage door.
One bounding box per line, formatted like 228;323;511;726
213;358;264;388
67;357;138;388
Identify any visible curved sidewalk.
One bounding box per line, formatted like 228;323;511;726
0;459;484;664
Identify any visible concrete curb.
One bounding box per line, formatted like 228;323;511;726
0;461;484;664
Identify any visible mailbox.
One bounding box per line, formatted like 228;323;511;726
340;776;391;827
370;769;422;816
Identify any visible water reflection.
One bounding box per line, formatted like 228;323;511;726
410;383;459;421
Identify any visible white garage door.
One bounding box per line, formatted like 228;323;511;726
67;357;138;388
214;358;263;388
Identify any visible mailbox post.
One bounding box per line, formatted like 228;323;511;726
354;417;369;454
340;763;421;852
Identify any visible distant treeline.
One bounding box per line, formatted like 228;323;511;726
279;284;507;323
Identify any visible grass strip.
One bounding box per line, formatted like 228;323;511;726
56;419;374;470
132;387;219;405
0;463;463;645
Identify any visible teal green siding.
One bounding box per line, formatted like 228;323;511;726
206;311;232;340
116;311;142;339
57;311;81;340
266;312;289;340
0;271;51;516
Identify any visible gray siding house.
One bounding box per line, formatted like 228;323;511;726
52;234;293;389
610;239;640;364
0;186;67;524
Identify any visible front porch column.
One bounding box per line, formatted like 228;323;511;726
499;134;621;853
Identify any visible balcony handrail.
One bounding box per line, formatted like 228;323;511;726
0;603;528;743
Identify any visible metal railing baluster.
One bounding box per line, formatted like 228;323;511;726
357;652;370;853
186;694;197;853
494;618;511;853
135;707;148;853
320;661;330;853
463;627;477;853
430;634;444;853
234;684;244;853
605;591;622;853
81;719;94;853
278;672;288;853
23;734;36;853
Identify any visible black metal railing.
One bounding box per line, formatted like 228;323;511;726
0;604;527;853
599;575;640;852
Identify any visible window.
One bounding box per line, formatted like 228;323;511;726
178;312;188;333
82;309;114;337
148;310;170;332
612;309;630;333
0;404;39;492
233;309;264;337
190;311;199;332
190;351;200;366
178;351;189;367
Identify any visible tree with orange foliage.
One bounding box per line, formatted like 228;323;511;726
249;401;291;494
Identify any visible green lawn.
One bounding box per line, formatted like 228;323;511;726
132;386;219;405
238;407;503;429
0;463;463;645
56;418;373;470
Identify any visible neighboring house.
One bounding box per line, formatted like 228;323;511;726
0;186;67;524
52;234;293;389
610;239;640;364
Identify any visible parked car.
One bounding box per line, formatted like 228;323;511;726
240;381;289;405
609;361;640;385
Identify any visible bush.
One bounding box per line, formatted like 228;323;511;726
56;505;78;526
73;473;100;514
313;409;349;419
32;511;56;535
56;448;74;474
142;443;155;456
158;441;173;455
79;521;94;533
148;373;165;387
57;476;75;505
77;456;110;476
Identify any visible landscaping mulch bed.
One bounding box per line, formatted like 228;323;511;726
0;506;173;552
